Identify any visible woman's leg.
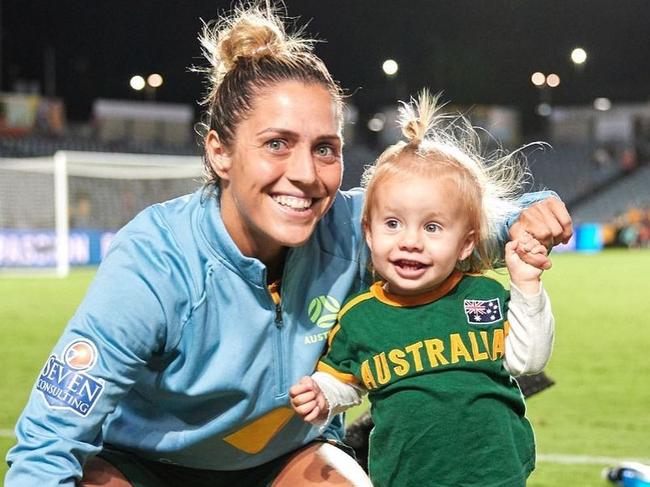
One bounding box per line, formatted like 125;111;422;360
272;442;372;486
80;456;134;487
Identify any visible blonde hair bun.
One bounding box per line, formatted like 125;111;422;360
198;5;313;87
217;12;286;71
398;90;441;147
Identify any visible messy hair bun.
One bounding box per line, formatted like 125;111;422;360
216;11;287;71
197;4;314;106
398;91;442;147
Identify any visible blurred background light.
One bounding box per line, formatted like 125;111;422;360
571;47;588;65
147;73;164;88
546;73;561;88
531;72;546;87
536;102;552;117
129;75;145;91
382;59;399;76
593;97;612;111
367;113;386;132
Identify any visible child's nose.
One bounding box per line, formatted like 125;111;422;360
399;229;423;251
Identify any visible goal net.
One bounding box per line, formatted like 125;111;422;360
0;151;203;277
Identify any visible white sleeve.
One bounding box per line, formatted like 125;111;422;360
310;372;366;428
504;282;555;376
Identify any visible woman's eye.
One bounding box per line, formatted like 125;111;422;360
316;145;332;156
425;223;440;233
315;144;338;161
266;139;287;152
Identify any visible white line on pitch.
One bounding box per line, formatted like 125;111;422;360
538;453;650;465
0;429;15;439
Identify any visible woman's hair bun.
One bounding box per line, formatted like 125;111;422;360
217;12;286;71
197;5;314;87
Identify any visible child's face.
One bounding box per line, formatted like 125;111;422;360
365;172;476;296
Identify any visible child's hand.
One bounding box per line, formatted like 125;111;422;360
289;376;328;423
506;233;551;294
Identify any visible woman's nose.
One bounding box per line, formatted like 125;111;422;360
286;149;317;185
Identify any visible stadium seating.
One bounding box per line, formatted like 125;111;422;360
569;165;650;224
526;142;624;204
0;134;200;158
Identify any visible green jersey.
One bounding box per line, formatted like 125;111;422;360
318;271;535;487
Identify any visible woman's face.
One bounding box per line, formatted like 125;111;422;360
207;80;343;264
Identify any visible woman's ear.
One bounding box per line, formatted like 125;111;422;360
206;130;232;180
458;230;476;261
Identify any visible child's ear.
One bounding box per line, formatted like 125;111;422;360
205;130;232;180
364;224;374;253
458;230;476;261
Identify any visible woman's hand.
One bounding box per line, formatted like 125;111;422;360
509;197;572;269
289;376;329;423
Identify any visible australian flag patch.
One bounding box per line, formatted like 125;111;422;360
463;298;502;324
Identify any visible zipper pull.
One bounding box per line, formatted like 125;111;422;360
268;279;282;328
275;303;283;328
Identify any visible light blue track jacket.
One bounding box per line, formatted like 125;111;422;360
5;187;555;485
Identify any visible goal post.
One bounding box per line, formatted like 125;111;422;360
0;150;203;277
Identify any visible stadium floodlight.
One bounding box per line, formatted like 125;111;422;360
382;59;399;77
546;73;561;88
130;75;146;91
571;47;587;65
531;72;546;87
0;151;202;277
147;73;164;88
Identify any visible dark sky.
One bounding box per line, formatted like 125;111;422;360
4;0;650;124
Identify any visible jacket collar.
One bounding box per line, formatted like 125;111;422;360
198;188;269;285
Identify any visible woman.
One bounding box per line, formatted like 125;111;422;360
5;5;571;487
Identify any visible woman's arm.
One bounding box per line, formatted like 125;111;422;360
5;209;193;486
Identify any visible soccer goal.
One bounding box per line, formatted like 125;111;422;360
0;151;203;277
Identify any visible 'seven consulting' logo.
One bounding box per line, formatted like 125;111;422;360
36;339;104;417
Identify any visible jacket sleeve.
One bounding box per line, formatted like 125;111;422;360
504;282;555;376
5;208;194;486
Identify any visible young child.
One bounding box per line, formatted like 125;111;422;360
290;92;555;487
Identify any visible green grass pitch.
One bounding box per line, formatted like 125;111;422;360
2;249;649;485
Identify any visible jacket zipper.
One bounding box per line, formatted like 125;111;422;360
268;281;286;397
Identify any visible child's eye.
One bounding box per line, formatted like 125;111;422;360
424;222;441;233
385;219;400;230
